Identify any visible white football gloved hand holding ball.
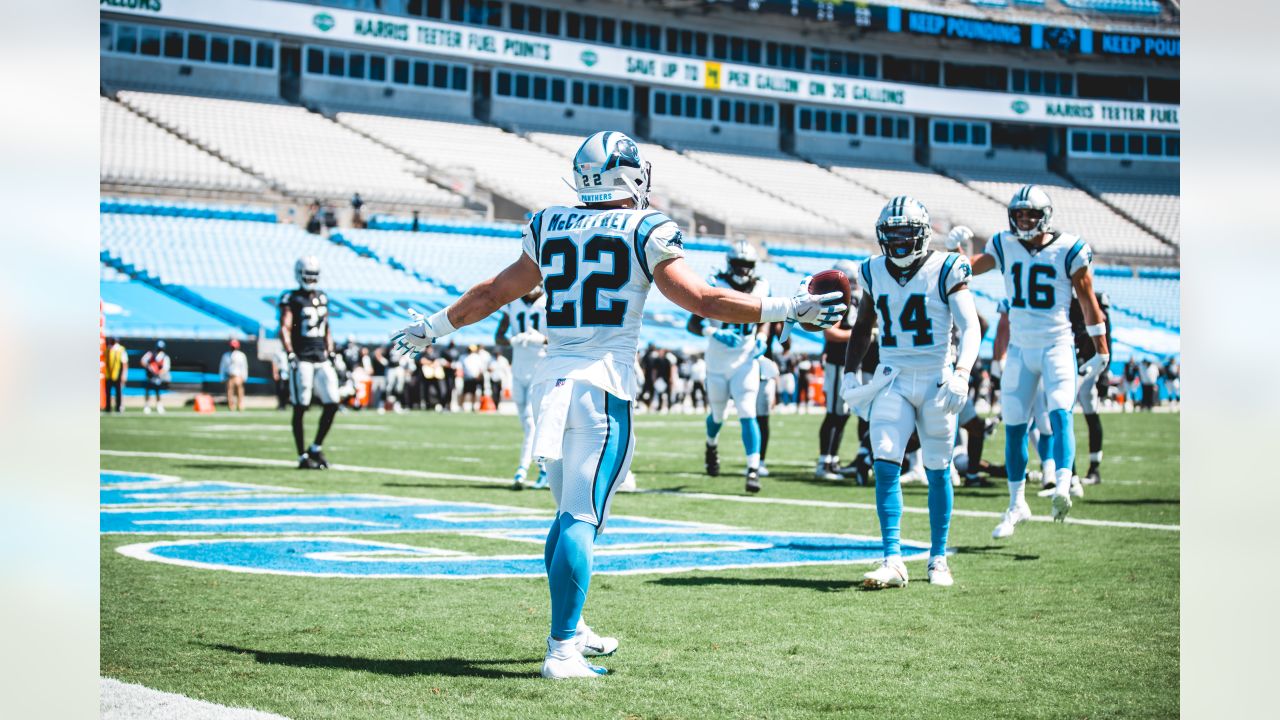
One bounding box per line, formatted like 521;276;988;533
790;277;847;329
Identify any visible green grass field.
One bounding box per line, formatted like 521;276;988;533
101;408;1178;719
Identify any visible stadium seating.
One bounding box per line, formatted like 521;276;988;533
1093;272;1180;329
336;112;575;212
100;214;443;293
101;97;266;193
100;278;243;339
817;158;1009;233
1072;175;1180;245
115;92;464;209
527;131;843;237
1060;0;1162;15
101;197;277;222
942;163;1173;258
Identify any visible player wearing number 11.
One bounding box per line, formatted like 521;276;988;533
950;184;1111;536
389;131;847;680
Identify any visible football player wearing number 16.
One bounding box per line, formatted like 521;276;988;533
390;131;847;680
841;196;981;589
950;184;1111;537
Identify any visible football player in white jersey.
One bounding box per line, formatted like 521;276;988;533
841;196;982;588
390;131;846;679
952;185;1110;535
495;285;549;490
687;241;772;493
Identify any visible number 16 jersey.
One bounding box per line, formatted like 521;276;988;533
860;251;971;371
983;231;1092;349
520;205;685;400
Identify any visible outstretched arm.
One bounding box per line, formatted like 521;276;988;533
393;255;541;354
654;257;845;327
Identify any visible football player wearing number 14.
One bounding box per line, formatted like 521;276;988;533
950;184;1110;536
390;131;847;680
841;196;982;589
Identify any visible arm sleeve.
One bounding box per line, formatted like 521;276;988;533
520;211;544;264
943;254;973;296
1067;239;1094;276
642;220;685;272
949;288;981;373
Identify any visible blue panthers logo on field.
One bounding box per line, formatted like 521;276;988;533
102;472;927;579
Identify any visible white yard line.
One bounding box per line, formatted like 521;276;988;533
100;450;1179;532
101;678;291;720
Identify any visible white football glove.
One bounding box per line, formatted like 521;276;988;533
390;308;437;358
838;371;864;411
946;226;974;252
1079;353;1110;379
790;276;848;329
935;370;971;415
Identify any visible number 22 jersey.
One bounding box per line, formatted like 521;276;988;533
520;206;685;400
860;251;971;371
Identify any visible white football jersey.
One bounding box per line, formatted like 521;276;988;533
702;274;771;375
983;231;1092;349
520;205;685;400
501;294;548;376
860;251;971;371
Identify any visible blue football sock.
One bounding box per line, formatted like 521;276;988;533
1036;430;1052;466
739;418;761;455
925;466;953;557
705;415;723;445
1005;423;1030;485
1049;409;1073;473
873;460;903;558
547;513;595;640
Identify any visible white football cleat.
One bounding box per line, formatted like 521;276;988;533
1051;492;1072;522
901;465;927;485
814;460;839;481
541;638;607;680
927;557;954;587
758;464;770;478
616;471;637;493
992;501;1033;539
574;624;619;657
1070;477;1084;499
862;558;909;589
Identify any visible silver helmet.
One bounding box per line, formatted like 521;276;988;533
1007;184;1053;241
571;131;652;208
875;196;931;268
295;256;320;289
725;240;759;286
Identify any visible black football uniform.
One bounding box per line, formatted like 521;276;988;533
280;289;331;362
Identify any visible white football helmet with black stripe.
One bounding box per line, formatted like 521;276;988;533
295;256;320;289
725;240;759;287
1008;184;1054;241
875;196;931;268
571;131;652;208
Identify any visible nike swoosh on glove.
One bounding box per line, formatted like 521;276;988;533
791;276;848;329
1078;353;1110;378
390;308;435;357
711;329;744;348
934;371;970;415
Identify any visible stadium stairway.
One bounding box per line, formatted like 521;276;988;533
100;249;264;335
107;94;287;200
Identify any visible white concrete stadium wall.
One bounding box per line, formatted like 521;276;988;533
300;76;472;120
931;146;1047;171
489;98;633;135
1065;156;1178;179
793;133;914;164
647;117;777;152
102;56;278;100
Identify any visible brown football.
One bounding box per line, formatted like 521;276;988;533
800;268;852;332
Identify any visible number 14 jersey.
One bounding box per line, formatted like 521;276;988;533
519;205;685;400
860;251;971;371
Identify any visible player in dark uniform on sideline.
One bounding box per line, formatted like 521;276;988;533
280;256;341;469
816;260;860;480
1070;290;1112;484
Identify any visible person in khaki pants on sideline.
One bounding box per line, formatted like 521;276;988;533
220;338;249;411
